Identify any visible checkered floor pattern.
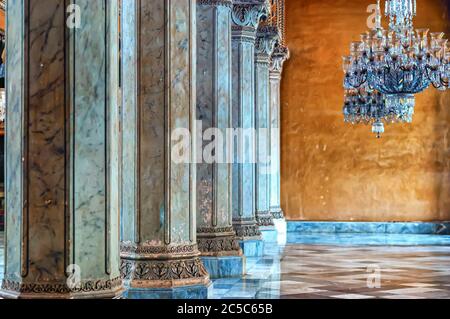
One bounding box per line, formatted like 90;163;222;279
212;241;450;299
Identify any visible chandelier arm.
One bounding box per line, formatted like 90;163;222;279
438;72;448;88
424;65;446;89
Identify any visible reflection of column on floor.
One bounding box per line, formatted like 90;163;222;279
120;0;211;299
0;0;123;299
255;24;279;242
269;42;290;244
196;0;245;279
231;0;268;258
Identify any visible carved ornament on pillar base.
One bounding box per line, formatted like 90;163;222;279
120;257;210;289
255;25;280;63
197;227;242;257
120;242;200;260
233;221;262;240
270;208;285;220
0;278;123;299
270;42;290;75
256;211;276;227
198;0;232;7
120;243;210;289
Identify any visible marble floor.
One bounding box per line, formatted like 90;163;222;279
1;232;450;299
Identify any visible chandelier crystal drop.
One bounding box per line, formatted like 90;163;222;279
342;0;449;137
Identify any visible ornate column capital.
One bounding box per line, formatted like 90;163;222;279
231;0;270;34
197;0;233;7
270;42;290;75
255;25;280;62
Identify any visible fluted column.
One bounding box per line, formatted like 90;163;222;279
230;0;268;256
255;25;279;237
120;0;211;298
269;43;289;222
196;0;244;278
1;0;122;299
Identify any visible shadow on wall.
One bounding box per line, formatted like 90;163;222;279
281;0;450;222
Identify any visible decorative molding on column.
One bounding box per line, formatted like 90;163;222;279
231;0;270;37
198;0;232;7
255;25;279;60
197;227;241;256
1;277;122;298
271;210;285;220
120;258;209;288
120;242;199;259
197;236;241;256
233;220;262;240
270;42;290;75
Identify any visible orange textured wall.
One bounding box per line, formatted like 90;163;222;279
0;8;4;31
281;0;450;221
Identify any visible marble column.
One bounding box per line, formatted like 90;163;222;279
196;0;244;278
231;0;268;257
0;0;122;299
255;25;279;242
120;0;211;299
269;42;289;242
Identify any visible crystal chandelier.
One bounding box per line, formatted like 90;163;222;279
342;0;450;137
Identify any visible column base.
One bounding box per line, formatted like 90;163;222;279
270;208;284;220
233;220;262;240
123;282;213;299
256;211;275;228
0;278;123;299
201;256;245;279
238;239;264;257
120;248;211;296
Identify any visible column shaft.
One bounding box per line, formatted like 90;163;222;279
196;0;239;252
120;0;210;297
269;43;289;219
230;0;268;256
1;0;122;299
255;25;278;230
196;0;243;278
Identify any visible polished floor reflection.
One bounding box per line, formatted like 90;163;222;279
213;234;450;299
1;232;450;299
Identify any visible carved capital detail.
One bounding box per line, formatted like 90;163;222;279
270;42;290;74
231;0;269;30
255;25;280;58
